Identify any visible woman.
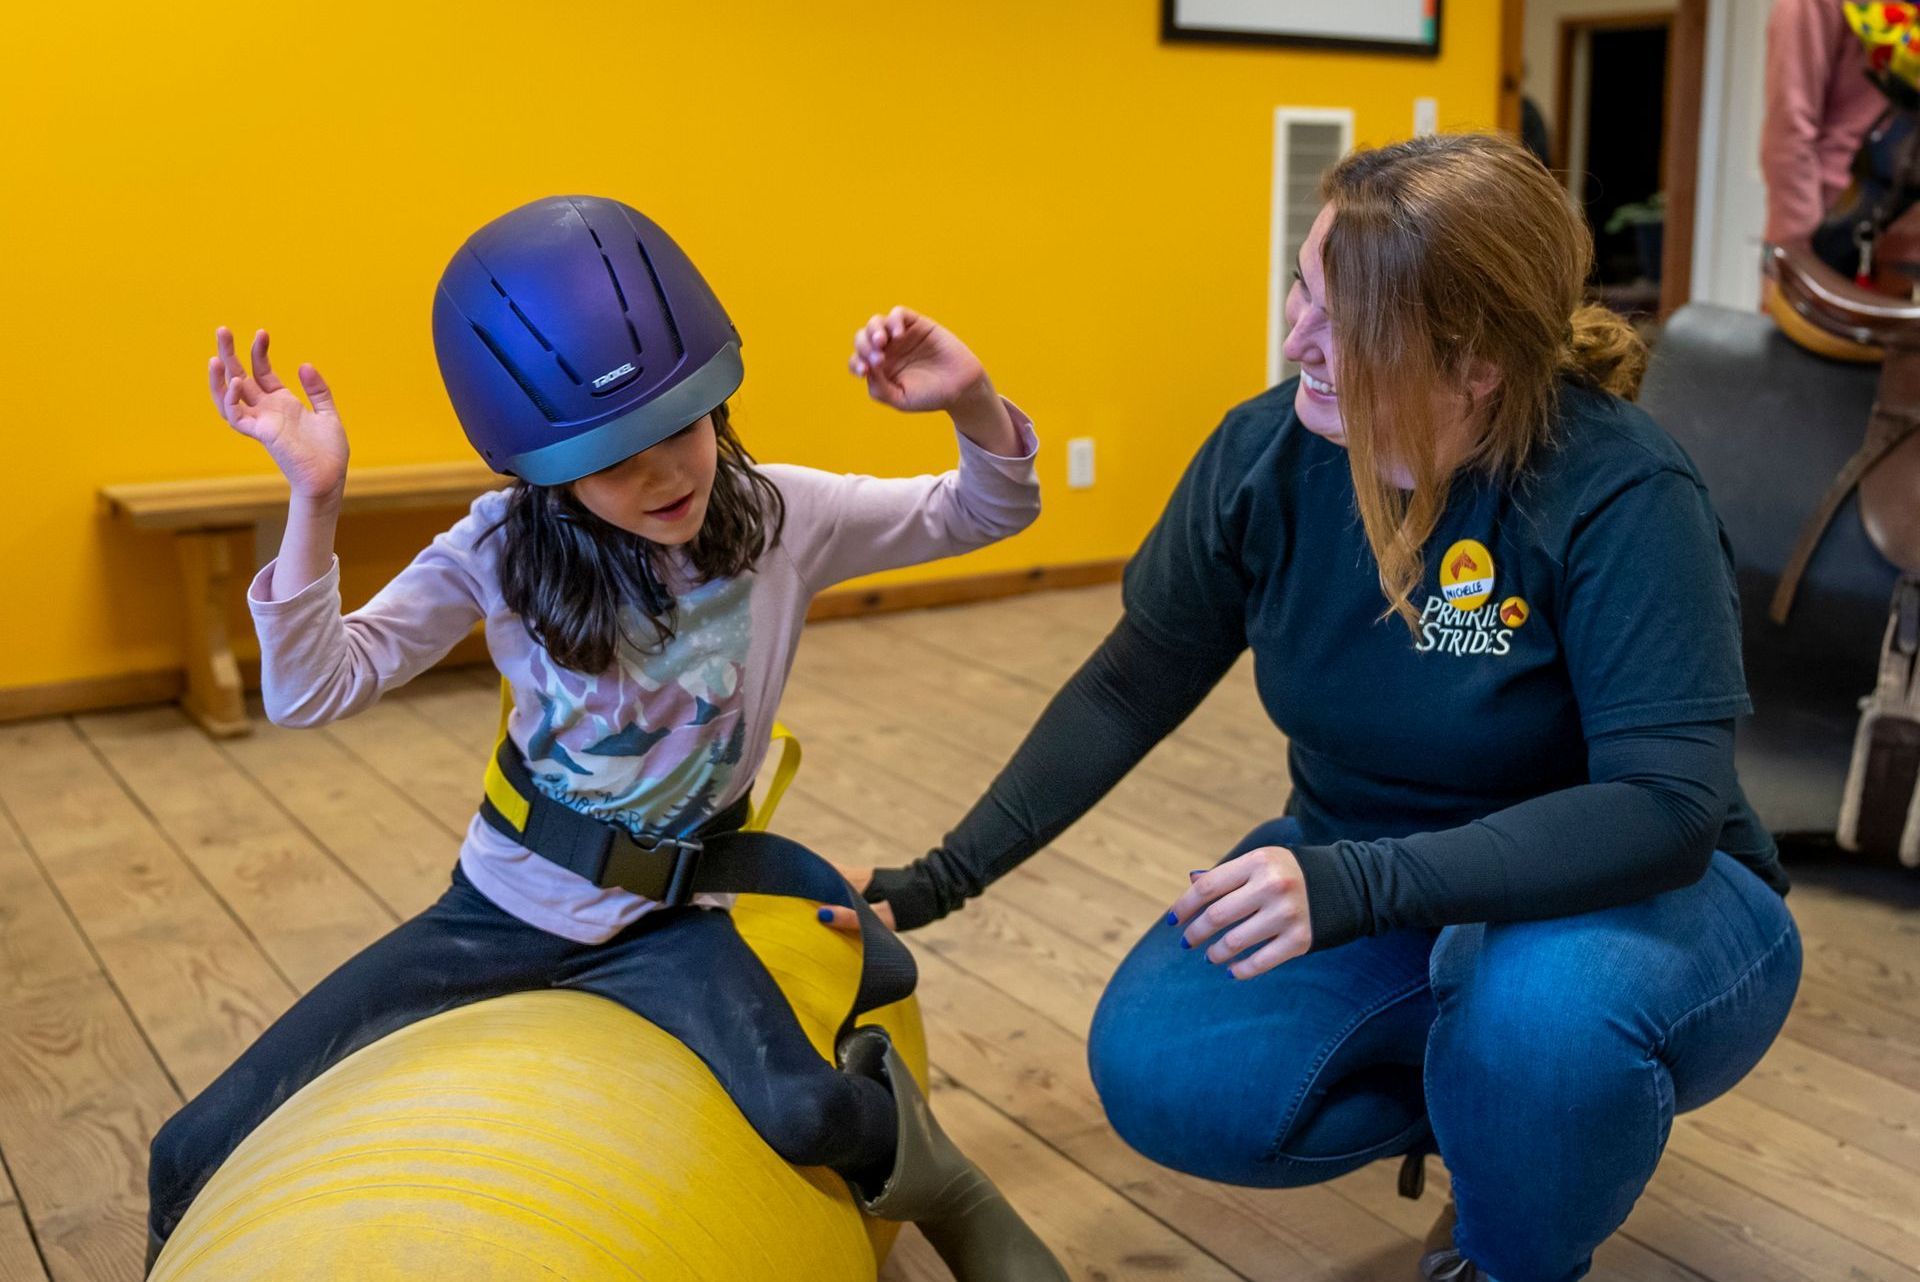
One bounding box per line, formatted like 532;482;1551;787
836;134;1802;1282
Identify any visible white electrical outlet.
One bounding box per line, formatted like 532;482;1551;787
1414;97;1438;137
1067;437;1096;489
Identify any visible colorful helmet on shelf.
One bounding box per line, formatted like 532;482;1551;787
1847;2;1920;104
432;196;742;485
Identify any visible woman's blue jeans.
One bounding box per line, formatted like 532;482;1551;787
1087;818;1802;1282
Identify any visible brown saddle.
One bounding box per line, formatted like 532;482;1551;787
1765;243;1920;623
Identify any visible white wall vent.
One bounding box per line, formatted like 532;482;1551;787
1268;107;1354;387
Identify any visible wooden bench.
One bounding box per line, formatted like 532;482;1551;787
101;462;509;737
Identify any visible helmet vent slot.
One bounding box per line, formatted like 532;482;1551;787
601;253;646;353
506;300;555;352
600;254;630;312
634;238;685;357
498;295;582;385
470;323;563;421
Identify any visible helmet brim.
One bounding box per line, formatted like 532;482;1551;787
504;342;744;486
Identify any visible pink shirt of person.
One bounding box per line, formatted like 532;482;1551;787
1762;0;1887;246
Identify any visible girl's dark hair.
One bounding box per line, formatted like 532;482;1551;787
495;402;785;673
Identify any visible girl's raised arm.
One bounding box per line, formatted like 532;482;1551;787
208;325;348;600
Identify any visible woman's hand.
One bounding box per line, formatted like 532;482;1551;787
1167;847;1313;979
847;306;1018;455
817;864;898;932
209;326;348;502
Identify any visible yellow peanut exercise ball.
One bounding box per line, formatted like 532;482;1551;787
150;895;926;1282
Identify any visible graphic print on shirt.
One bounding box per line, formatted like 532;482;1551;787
1418;539;1530;656
520;573;754;838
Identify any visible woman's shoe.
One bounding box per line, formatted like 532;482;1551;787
838;1025;1069;1282
1417;1200;1486;1281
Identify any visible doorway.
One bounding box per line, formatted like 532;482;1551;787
1503;0;1707;320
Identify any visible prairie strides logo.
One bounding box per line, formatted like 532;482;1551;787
1418;540;1530;656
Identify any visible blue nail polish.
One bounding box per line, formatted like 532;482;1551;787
1165;911;1178;926
817;907;834;923
1180;937;1192;950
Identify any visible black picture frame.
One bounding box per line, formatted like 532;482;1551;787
1161;0;1444;58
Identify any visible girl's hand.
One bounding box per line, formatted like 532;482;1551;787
817;864;898;932
1168;847;1313;979
848;306;1019;454
847;306;993;415
209;326;349;502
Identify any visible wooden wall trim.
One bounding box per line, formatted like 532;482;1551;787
803;559;1125;623
0;669;190;725
0;559;1129;725
1500;0;1525;137
1661;0;1707;318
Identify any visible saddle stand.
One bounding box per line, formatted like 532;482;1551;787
1769;244;1920;865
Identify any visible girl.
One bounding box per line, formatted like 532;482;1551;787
146;195;1067;1282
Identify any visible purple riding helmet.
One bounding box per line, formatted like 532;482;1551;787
432;196;742;485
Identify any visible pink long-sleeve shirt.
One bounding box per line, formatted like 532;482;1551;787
249;411;1039;942
1763;0;1887;245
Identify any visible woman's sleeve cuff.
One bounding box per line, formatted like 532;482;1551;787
1289;842;1369;953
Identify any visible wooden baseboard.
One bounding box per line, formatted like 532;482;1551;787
805;558;1124;622
0;561;1125;725
0;632;501;727
0;669;190;724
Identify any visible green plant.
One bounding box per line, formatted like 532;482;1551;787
1604;192;1666;236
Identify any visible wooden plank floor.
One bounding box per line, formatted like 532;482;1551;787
3;582;1918;1281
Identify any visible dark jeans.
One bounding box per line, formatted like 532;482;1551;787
147;865;896;1246
1087;818;1802;1282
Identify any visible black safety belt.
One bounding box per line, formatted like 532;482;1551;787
478;737;916;1045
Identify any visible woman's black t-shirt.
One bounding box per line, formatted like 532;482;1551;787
1123;379;1782;890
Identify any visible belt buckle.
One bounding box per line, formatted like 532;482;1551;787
606;832;705;907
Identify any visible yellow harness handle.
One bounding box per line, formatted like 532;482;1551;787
485;679;801;834
483;681;531;834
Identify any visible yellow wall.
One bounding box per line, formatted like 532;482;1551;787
1;2;1500;692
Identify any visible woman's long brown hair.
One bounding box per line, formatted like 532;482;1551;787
1319;132;1647;631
